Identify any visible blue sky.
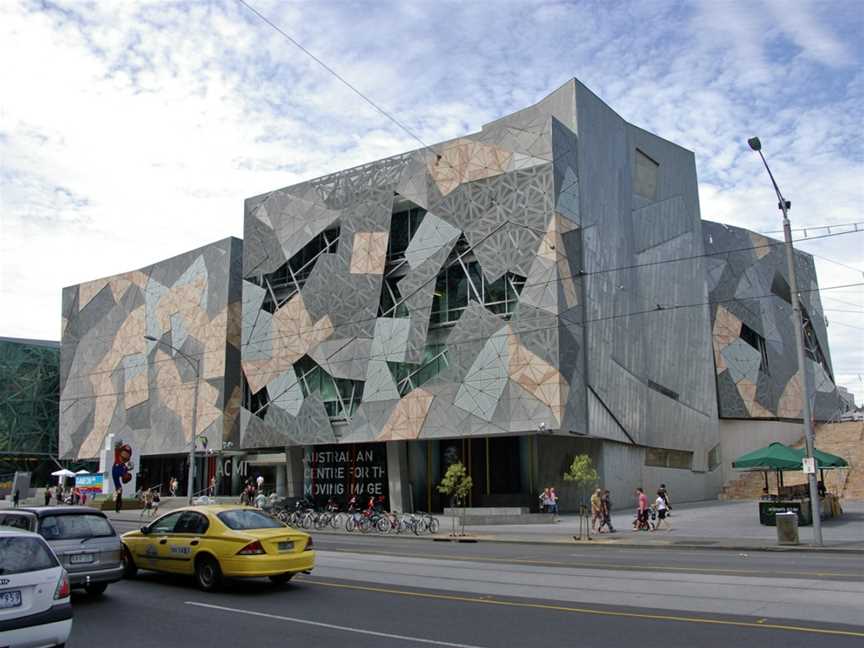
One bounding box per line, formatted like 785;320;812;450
1;0;861;402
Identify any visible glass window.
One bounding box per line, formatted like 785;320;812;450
0;513;35;531
39;514;115;540
173;512;209;535
148;511;183;535
446;265;468;317
0;537;58;574
644;448;693;470
218;509;284;530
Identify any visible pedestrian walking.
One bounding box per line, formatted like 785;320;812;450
598;489;615;533
209;475;216;497
256;474;264;492
653;490;671;531
549;487;559;519
152;490;161;517
114;487;123;513
44;488;51;506
12;489;20;508
633;488;650;531
538;488;549;513
658;483;672;516
139;490;153;520
590;488;603;531
169;477;178;497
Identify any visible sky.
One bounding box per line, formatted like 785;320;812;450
1;0;862;403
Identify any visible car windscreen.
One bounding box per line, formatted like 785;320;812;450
39;514;116;540
0;537;59;575
217;509;284;530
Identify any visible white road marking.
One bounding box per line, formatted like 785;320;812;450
184;601;487;648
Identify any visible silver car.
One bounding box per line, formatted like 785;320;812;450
0;507;123;596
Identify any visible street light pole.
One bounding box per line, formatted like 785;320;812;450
747;137;823;545
144;335;200;505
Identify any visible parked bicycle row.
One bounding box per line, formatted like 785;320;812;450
263;495;440;535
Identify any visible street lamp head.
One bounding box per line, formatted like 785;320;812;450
747;137;762;152
144;335;158;342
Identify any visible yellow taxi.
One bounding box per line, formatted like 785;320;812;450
121;505;314;591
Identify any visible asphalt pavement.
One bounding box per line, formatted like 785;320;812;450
62;518;864;647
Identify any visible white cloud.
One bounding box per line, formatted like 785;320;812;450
0;0;861;401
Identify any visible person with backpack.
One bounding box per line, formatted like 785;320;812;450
598;489;616;533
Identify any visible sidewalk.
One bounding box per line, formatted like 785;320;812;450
95;497;864;554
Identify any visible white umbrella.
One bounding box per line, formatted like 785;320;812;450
74;470;90;475
51;469;76;478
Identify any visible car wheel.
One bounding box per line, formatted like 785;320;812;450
195;555;222;592
122;546;138;578
85;582;108;596
268;573;294;585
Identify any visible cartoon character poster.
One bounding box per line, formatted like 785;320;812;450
112;442;134;490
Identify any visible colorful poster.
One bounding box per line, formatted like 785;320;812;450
75;474;103;493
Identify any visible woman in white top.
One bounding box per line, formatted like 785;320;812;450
653;491;671;530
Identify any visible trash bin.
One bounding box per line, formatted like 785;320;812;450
775;511;799;545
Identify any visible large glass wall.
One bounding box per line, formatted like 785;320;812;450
0;338;60;480
294;356;364;420
431;262;526;326
388;344;449;397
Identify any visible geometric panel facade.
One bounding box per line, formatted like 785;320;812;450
59;237;243;459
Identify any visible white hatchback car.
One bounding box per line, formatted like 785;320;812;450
0;527;72;648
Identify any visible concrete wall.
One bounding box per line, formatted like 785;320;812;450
718;419;804;487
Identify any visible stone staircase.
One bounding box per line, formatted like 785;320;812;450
720;421;864;501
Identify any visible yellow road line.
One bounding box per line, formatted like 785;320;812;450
317;546;861;579
301;578;864;638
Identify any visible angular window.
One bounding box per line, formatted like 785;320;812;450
739;323;770;375
634;149;659;201
258;227;339;311
294;356;363;421
707;444;721;472
644;448;692;470
770;272;792;304
387;206;426;262
801;306;832;380
378;277;409;318
430;260;526;327
388;344;449;397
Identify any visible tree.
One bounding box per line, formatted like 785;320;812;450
563;454;599;539
437;462;473;536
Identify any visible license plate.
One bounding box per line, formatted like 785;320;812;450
70;553;95;564
0;591;22;609
277;541;294;552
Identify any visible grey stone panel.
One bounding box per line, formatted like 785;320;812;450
363;359;401;403
300;254;380;339
440;303;506;384
292;395;338;444
453;326;509;422
721;338;762;385
370;318;411;363
266;368;304;416
244;209;286;276
309;337;372;381
311;155;408;210
395;150;434;209
404;211;461;270
241;407;288;449
632;196;691;253
716;369;747;418
509;305;559;368
551;117;581;225
586;389;632;444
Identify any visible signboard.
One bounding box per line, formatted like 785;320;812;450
303;443;387;506
802;457;816;474
75;474;104;493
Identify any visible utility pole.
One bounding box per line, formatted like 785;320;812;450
747;137;823;545
145;335;200;505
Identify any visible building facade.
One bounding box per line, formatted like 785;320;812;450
59;238;243;494
58;80;844;509
0;337;60;485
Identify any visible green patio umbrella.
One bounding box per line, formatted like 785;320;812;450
787;446;848;469
732;442;803;471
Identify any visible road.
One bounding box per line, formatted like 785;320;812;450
65;520;864;647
